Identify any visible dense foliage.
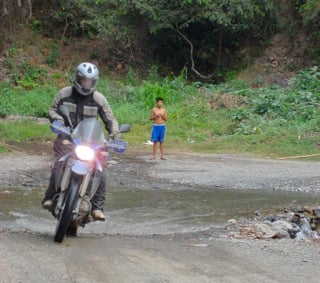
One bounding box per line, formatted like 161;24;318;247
1;63;320;158
2;0;319;81
1;0;320;157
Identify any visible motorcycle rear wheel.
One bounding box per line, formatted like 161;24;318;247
54;177;80;243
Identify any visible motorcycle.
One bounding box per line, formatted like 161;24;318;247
49;105;130;243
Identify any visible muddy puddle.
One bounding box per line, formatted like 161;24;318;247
1;186;319;236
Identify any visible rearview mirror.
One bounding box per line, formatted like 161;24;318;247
119;124;131;133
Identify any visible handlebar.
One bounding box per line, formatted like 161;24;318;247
105;140;127;153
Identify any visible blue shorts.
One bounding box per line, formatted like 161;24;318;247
151;124;166;143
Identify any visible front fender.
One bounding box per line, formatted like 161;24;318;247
72;160;89;175
71;159;103;175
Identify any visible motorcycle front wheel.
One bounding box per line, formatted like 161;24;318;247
54;176;80;243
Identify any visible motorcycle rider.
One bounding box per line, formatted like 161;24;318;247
42;62;121;221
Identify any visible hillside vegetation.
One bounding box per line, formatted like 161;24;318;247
0;1;320;159
1;1;319;81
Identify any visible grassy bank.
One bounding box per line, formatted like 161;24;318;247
1;66;320;159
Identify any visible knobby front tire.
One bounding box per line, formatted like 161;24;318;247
54;177;80;243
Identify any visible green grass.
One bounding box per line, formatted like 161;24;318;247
1;66;320;160
0;120;53;153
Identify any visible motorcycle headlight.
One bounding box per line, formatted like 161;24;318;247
75;145;95;161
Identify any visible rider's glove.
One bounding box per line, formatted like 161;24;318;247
113;132;122;142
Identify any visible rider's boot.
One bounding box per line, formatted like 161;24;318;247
41;171;56;209
91;209;105;221
91;170;107;221
42;199;53;209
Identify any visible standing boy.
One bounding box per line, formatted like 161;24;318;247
150;97;167;160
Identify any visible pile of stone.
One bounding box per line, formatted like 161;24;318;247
226;206;320;240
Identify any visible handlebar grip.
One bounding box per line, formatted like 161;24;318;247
106;140;127;153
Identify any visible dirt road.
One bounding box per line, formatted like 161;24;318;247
1;149;320;283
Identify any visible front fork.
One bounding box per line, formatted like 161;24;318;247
54;158;102;219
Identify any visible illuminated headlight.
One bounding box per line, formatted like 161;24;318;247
75;145;95;161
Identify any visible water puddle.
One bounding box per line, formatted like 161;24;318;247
0;186;319;236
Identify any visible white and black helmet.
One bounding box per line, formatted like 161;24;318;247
73;62;99;96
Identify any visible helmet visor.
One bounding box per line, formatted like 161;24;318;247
77;75;97;90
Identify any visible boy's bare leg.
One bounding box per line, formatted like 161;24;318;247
151;142;157;159
160;142;166;160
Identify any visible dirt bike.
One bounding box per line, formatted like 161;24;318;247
49;105;130;243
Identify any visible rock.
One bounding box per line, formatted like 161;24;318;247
303;206;314;215
227;219;238;224
271;220;293;230
314;208;320;217
270;220;291;238
254;223;277;239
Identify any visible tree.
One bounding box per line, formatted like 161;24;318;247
123;0;277;80
21;1;279;80
298;0;320;59
299;0;320;25
26;1;278;80
1;0;33;30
